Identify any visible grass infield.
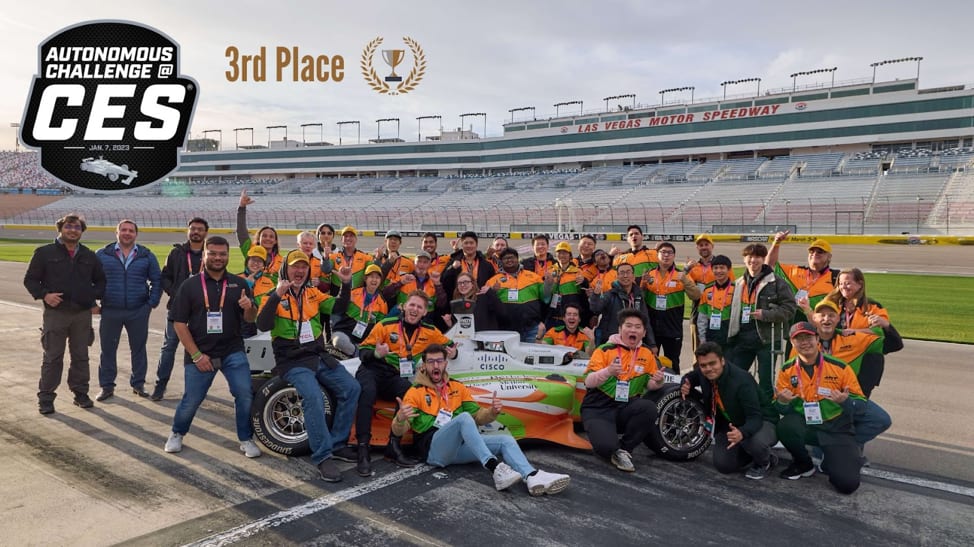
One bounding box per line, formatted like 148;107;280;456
3;239;970;344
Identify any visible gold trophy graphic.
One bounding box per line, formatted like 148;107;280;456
382;49;405;82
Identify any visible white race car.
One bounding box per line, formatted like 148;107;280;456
80;156;138;185
245;301;711;461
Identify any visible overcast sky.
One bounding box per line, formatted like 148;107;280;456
4;0;974;150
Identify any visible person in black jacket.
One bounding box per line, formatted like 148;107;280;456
94;220;162;401
24;213;106;414
682;342;779;480
440;231;495;298
588;263;657;351
152;217;208;401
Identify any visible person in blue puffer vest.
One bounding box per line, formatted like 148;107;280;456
94;219;162;401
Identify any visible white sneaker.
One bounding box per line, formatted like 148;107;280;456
611;449;635;472
492;462;522;491
165;432;183;453
526;469;571;496
240;439;262;458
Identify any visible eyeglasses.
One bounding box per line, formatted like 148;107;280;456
425;358;447;365
457;280;473;285
62;223;83;231
319;231;333;236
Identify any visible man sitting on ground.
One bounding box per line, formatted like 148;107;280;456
392;344;570;496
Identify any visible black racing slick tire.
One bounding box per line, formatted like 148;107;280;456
643;385;712;461
250;375;335;457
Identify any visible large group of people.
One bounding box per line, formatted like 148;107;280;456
23;190;900;496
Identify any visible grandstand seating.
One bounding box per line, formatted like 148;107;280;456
2;150;971;234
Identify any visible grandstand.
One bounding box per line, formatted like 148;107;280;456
4;68;974;235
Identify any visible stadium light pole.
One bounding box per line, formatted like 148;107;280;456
233;127;253;150
720;78;761;100
266;125;286;148
659;87;694;106
459;112;486;139
11;122;20;151
507;106;535;123
945;194;950;235
553;100;582;117
300;123;322;146
337;120;360;145
376;118;400;141
603;94;636;112
790;67;837;92
784;199;791;227
915;195;923;233
871;57;923;86
202;129;222;151
416;115;441;141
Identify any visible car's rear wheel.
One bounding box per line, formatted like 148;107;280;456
251;376;334;456
643;385;712;461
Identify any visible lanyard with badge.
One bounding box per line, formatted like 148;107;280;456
613;347;643;402
287;288;316;344
795;355;828;425
396;320;420;377
795;269;822;303
709;284;733;330
353;291;379;338
503;273;519;302
653;267;678;310
200;275;228;334
433;383;453;427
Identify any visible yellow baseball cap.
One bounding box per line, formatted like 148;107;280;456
246;246;267;262
808;238;832;253
554;242;572;253
814;300;841;314
364;264;383;277
695;233;714;244
340;225;357;236
286;250;310;266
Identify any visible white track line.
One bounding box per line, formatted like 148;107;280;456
862;467;974;499
184;465;431;547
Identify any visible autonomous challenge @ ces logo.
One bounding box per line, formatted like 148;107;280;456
20;20;198;192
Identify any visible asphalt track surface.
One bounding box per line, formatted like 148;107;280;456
2;238;973;546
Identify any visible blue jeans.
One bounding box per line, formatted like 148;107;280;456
98;304;151;388
427;413;535;478
519;323;541;344
856;399;892;447
171;351;254;441
156;317;179;385
283;361;361;465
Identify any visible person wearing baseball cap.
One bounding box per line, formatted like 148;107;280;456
374;230;414;287
774;320;866;493
687;234;734;353
768;230;839;324
809;299;891;463
255;249;361;482
332;264;389;357
548;241;586;332
695;254;735;347
329;225;375;293
381;250;447;329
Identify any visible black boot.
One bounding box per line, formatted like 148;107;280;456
384;434;420;467
357;443;374;477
